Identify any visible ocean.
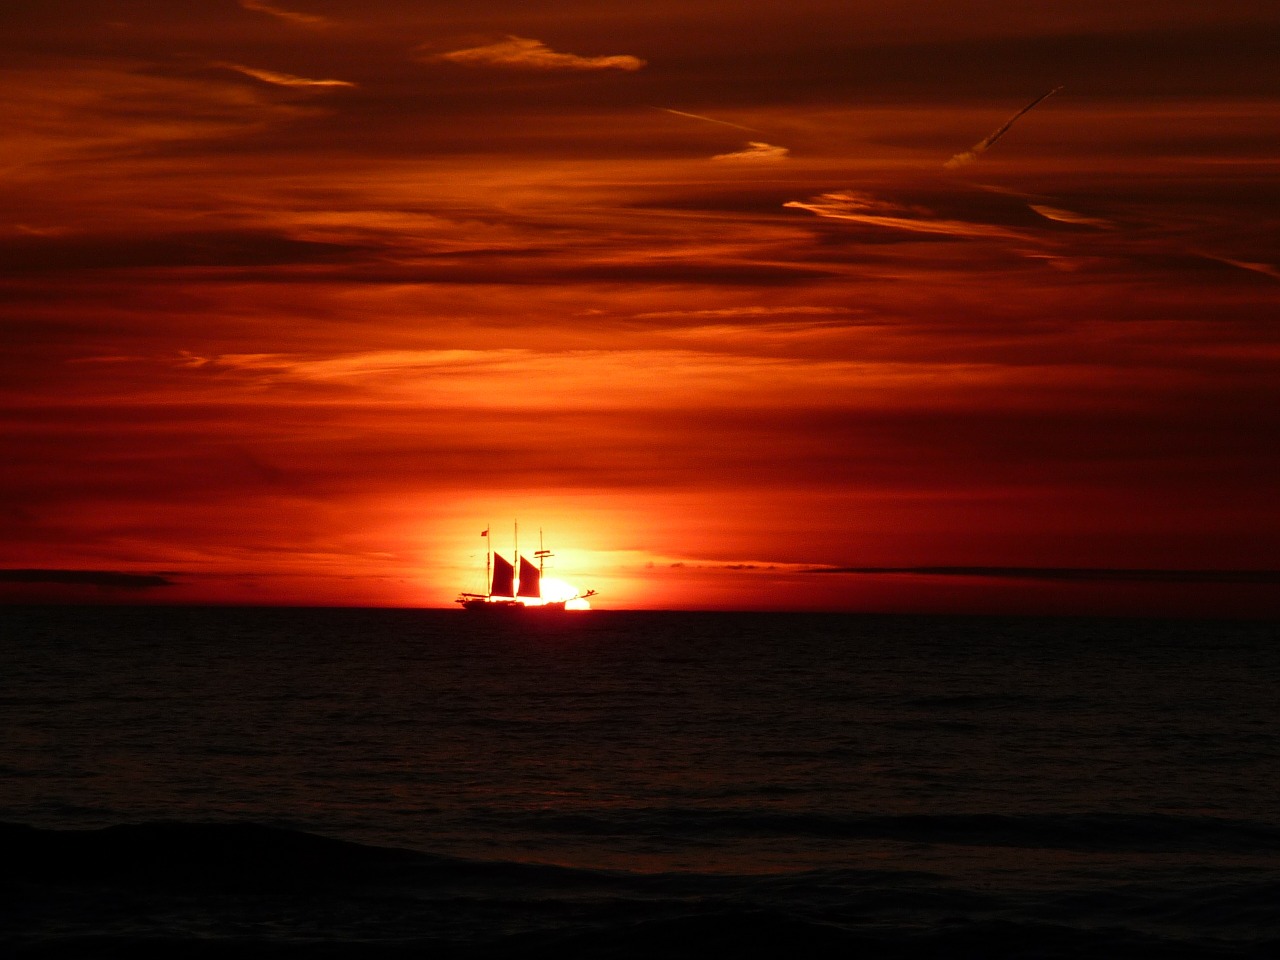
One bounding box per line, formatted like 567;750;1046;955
2;606;1278;957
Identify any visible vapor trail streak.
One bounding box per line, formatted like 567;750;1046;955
658;108;760;132
946;85;1063;168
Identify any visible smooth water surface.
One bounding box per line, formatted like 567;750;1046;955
3;607;1278;956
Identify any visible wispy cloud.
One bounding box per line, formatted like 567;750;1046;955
1201;254;1280;282
633;306;852;320
238;0;332;29
1029;204;1114;229
712;141;789;162
0;64;312;168
806;567;1280;584
784;192;1030;241
643;556;815;573
426;36;645;72
170;347;956;412
0;569;176;589
215;62;355;88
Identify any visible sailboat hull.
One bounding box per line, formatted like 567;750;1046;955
458;598;569;612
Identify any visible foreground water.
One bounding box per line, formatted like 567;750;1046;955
2;607;1278;957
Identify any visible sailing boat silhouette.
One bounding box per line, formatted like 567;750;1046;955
457;523;595;611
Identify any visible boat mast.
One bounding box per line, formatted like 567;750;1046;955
486;520;491;598
535;527;553;575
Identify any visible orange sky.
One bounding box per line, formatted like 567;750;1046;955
2;1;1279;612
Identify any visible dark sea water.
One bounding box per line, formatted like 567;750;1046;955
2;606;1278;958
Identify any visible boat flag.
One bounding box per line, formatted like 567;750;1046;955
481;528;489;537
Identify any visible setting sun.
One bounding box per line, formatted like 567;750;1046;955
539;577;585;606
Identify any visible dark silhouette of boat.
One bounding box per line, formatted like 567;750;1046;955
457;525;595;611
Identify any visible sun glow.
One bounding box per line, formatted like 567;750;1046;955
540;577;590;608
538;577;574;601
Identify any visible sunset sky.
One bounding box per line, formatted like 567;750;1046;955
3;1;1278;612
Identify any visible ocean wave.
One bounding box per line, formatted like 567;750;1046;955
0;821;605;894
903;693;1086;710
502;809;1280;854
6;821;1278;958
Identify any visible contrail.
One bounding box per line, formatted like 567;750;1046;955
657;107;760;133
946;85;1063;168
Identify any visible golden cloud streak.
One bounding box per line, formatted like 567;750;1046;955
1029;204;1114;229
784;192;1031;241
427;36;645;72
169;347;1138;416
632;307;852;320
216;62;355;88
1202;255;1280;281
711;141;789;162
0;65;308;169
238;0;332;28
